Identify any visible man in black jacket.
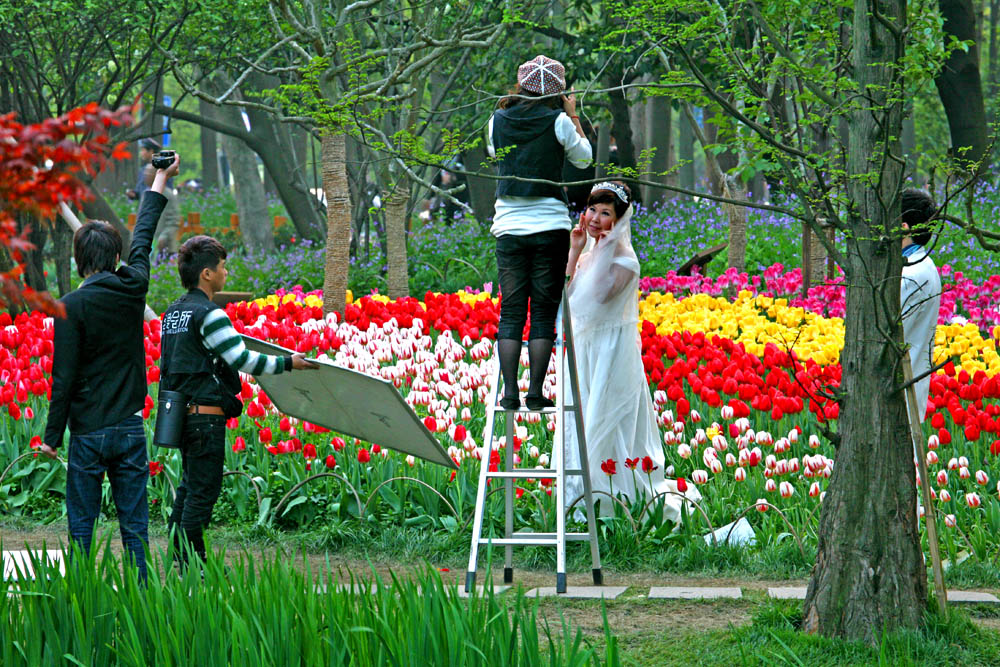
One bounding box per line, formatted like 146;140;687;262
40;154;180;581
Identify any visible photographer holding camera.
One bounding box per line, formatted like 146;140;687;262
40;152;181;582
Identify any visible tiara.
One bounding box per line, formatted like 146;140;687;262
590;181;629;203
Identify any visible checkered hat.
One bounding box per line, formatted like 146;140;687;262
517;55;566;96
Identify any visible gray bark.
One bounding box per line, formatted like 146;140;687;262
212;90;274;253
199;97;219;190
802;0;926;642
644;95;673;207
678;108;696;196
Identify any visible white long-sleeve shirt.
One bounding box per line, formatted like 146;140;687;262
901;246;941;423
486;112;592;237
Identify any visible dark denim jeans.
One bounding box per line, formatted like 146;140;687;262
168;414;226;566
66;414;149;581
495;229;570;340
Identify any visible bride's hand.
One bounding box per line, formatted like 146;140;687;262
570;215;587;252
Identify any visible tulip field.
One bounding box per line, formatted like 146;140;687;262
3;262;1000;568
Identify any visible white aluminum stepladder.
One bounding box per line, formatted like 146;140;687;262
465;291;602;594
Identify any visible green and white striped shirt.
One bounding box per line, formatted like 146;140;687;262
200;309;290;375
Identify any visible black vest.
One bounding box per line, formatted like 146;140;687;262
493;105;566;202
160;289;231;407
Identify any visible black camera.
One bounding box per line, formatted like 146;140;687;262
151;150;176;169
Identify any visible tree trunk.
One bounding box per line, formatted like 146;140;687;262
383;181;409;299
199;97;219;190
19;215;48;292
216;111;274;253
678;108;695;196
51;220;73;296
596;124;611;179
724;175;747;274
936;0;989;169
644;95;673;207
990;0;999;97
463;144;496;225
606;70;641;202
802;0;926;643
322;132;352;315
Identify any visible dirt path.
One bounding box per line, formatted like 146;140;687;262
5;522;997;639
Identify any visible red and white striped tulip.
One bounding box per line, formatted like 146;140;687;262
926;450;939;466
765;478;777;493
779;481;795;498
691;469;709;484
808;434;821;449
959;466;971;480
734;467;747;482
944;514;957;528
947;457;959;471
808;482;821;497
937;470;949;487
677;444;692;459
976;470;989;486
966;492;981;508
926;434;939;450
939;489;952;503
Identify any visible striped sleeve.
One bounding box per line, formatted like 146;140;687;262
200;309;289;375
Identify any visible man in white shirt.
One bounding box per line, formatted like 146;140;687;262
899;188;941;424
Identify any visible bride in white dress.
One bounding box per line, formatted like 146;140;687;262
563;182;701;521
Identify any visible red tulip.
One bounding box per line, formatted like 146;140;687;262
29;435;41;449
676;477;688;492
358;448;371;463
149;461;163;477
423;416;437;432
641;456;658;474
331;436;346;451
232;436;246;452
303;443;317;460
259;427;273;444
325;454;336;469
625;457;640;470
600;458;617;475
279;416;292;433
453;424;467;442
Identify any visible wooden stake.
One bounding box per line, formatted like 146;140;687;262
902;355;948;615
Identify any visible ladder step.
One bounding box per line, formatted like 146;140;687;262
479;533;592;547
486;469;585;479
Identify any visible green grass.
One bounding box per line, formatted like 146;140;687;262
612;600;1000;666
1;542;619;666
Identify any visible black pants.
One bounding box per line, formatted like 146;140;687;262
168;414;226;565
495;229;570;341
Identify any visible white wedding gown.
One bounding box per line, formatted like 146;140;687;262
563;205;702;521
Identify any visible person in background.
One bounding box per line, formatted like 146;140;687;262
900;188;942;424
40;153;181;582
487;54;592;411
159;236;317;568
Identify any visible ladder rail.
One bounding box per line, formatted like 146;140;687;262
466;291;602;594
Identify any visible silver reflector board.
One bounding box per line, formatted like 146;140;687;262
242;335;457;469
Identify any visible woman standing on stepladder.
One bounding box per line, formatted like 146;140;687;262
488;55;593;411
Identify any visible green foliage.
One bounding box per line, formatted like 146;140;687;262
0;547;620;666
